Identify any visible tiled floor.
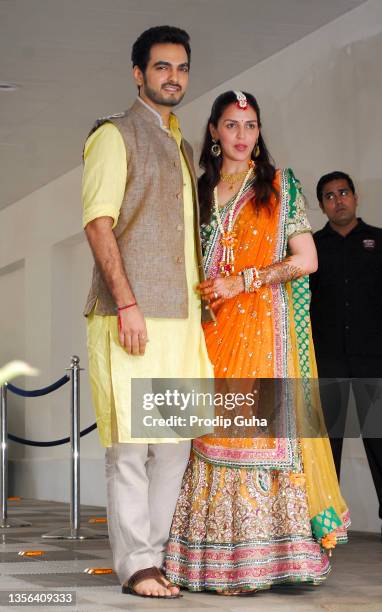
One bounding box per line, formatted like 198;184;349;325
0;498;381;611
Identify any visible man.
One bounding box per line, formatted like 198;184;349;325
310;170;382;527
82;26;212;598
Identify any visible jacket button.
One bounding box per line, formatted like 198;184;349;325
176;192;182;200
176;224;183;231
175;256;183;264
173;161;178;168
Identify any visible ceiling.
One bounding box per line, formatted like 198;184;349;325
0;0;366;210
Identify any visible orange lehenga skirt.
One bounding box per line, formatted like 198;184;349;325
165;169;350;591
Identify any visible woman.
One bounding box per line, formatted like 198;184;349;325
165;91;350;594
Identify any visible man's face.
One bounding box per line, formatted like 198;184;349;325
133;43;189;108
320;178;358;227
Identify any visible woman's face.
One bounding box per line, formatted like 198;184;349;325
210;103;260;164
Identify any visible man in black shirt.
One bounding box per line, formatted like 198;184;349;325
310;170;382;524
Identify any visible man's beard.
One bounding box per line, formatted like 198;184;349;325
142;78;185;107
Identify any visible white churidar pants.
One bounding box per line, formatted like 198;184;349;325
105;441;190;585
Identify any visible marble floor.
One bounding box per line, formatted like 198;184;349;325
0;498;381;611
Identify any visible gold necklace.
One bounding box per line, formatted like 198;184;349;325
220;169;249;190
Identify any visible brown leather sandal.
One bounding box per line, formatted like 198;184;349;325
122;566;182;599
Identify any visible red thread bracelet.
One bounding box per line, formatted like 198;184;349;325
117;302;137;312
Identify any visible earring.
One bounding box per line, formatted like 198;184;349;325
254;141;260;158
211;139;221;157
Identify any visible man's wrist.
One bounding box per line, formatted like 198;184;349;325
117;301;137;312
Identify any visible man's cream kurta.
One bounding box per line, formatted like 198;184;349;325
83;110;213;446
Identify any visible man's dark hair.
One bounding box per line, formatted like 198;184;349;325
316;171;355;203
131;26;191;73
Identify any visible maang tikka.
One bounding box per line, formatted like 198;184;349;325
234;90;248;110
234;91;260;156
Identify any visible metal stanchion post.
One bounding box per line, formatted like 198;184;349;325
71;355;80;536
43;356;107;540
0;385;31;529
0;385;6;527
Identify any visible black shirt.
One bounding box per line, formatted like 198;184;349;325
310;218;382;358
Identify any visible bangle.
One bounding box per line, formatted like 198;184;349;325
241;267;262;293
253;267;262;290
117;302;137;312
243;268;255;293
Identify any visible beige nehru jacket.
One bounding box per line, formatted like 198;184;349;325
83;99;209;319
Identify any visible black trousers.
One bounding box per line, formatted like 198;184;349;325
317;356;382;519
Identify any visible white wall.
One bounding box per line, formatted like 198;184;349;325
0;166;102;504
1;0;381;528
0;262;25;462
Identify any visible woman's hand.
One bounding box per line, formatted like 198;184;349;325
197;275;245;311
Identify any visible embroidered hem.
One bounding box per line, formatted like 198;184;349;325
166;535;331;591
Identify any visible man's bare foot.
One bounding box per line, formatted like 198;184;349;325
122;566;181;598
133;577;174;597
159;574;180;596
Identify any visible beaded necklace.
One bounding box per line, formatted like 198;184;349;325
213;163;255;276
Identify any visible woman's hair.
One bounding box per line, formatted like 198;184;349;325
198;91;277;224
